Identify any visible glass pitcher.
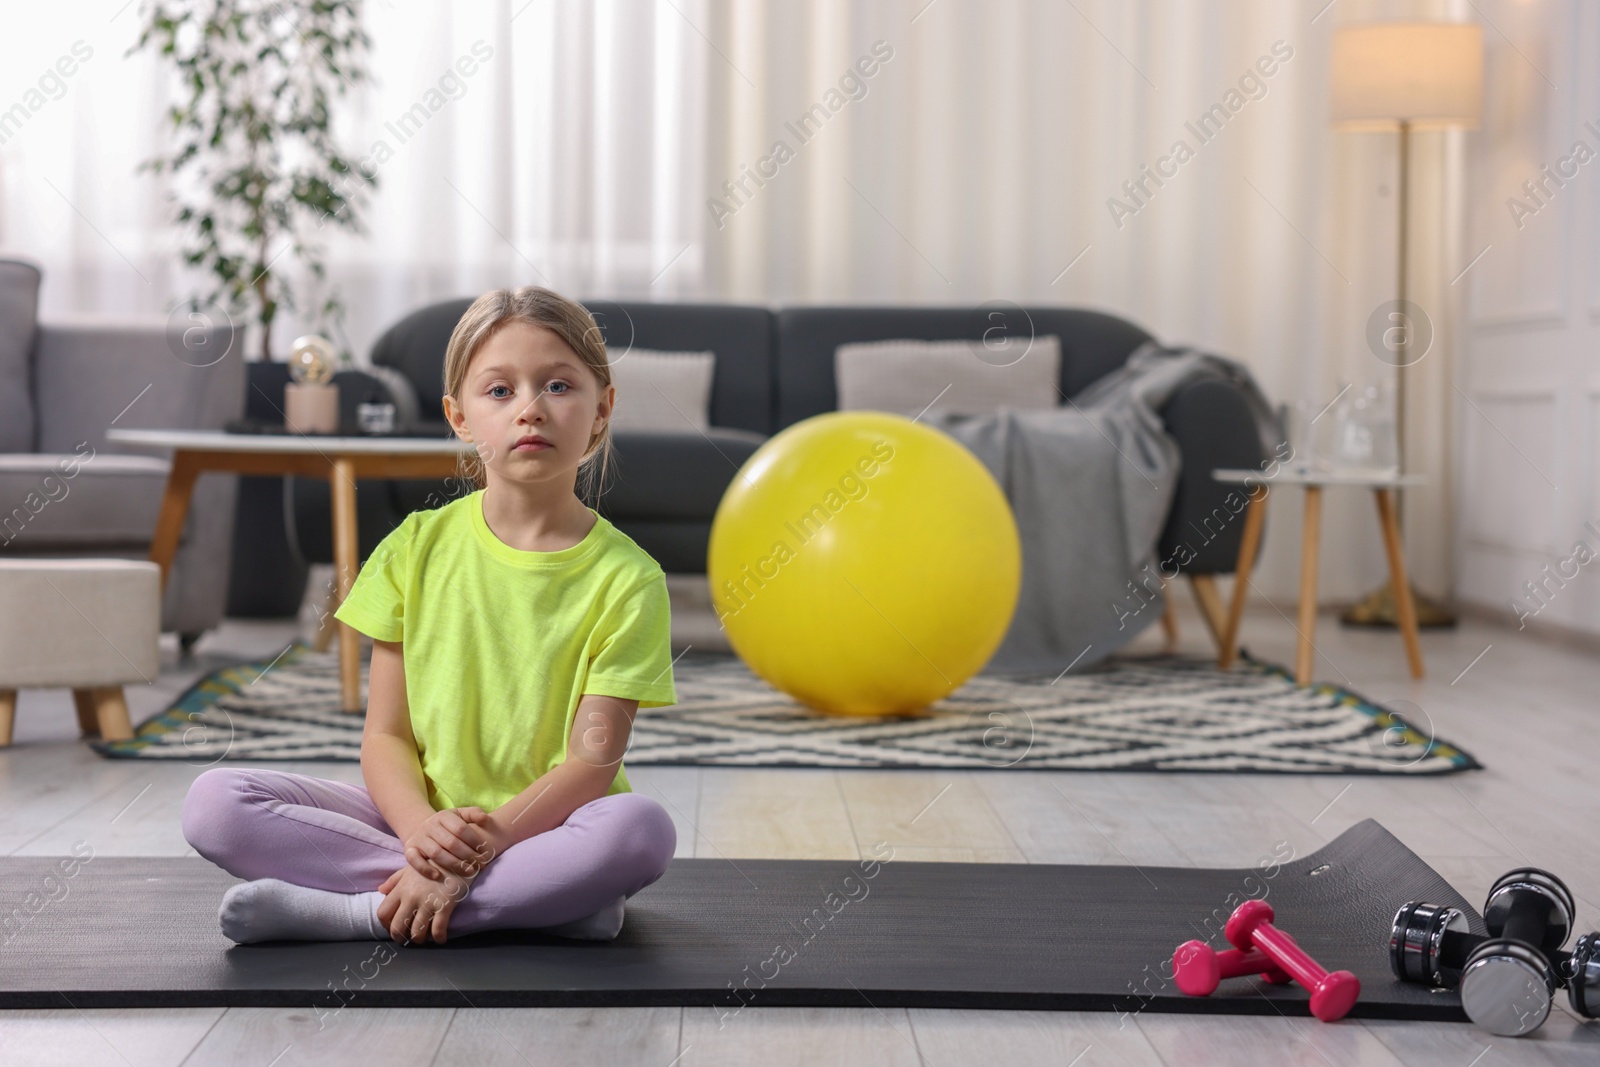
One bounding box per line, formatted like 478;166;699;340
1330;383;1398;477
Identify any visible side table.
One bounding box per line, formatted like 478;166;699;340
1211;468;1426;686
107;429;472;712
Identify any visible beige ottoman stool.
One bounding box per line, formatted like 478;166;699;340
0;559;161;747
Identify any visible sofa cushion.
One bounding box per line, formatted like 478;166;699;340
835;334;1061;419
607;348;717;432
600;518;714;574
579;301;775;435
368;297;477;425
0;453;174;547
775;306;1154;430
33;321;241;455
598;428;768;520
370;299;779;437
381;425;768;525
0;259;42;452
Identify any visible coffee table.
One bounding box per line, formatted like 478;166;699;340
1210;467;1427;686
106;428;473;712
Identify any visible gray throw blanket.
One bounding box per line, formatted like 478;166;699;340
921;341;1281;677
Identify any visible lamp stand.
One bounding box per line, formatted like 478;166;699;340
1343;119;1458;629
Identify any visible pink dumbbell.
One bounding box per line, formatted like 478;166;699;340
1225;899;1361;1022
1172;939;1294;996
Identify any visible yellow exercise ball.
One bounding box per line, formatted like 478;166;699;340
707;411;1021;716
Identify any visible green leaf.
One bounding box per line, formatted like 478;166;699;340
139;0;372;345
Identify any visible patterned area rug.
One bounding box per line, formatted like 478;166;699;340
91;640;1479;774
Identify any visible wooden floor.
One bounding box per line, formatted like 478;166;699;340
1;577;1597;1066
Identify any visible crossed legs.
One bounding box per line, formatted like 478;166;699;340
181;767;676;939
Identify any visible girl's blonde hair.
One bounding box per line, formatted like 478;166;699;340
441;286;615;504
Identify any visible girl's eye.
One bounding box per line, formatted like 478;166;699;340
489;385;511;399
547;381;569;394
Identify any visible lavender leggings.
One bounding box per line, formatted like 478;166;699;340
181;767;677;937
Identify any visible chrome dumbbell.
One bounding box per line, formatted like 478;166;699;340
1390;867;1585;1037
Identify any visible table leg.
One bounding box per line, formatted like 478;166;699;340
1296;485;1323;686
1218;487;1267;669
1374;488;1425;679
149;451;202;593
330;459;363;713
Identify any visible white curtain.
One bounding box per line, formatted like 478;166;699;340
0;0;1474;603
0;0;707;358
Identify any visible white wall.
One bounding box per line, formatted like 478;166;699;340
1456;0;1600;638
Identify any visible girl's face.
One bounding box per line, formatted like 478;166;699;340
442;321;613;488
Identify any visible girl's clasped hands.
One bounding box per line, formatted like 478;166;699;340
376;806;498;945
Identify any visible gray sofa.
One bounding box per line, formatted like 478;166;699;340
0;259;242;648
248;298;1268;596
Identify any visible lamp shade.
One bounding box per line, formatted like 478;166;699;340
1330;22;1483;130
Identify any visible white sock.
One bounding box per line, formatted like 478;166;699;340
541;895;626;940
219;879;387;944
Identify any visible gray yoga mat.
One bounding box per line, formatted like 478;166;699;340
0;819;1479;1019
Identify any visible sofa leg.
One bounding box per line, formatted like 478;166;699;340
179;632;202;659
313;608;337;653
72;689;101;737
1159;592;1179;650
91;686;134;742
0;689;14;748
1187;574;1228;653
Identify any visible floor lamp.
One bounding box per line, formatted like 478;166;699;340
1329;21;1483;629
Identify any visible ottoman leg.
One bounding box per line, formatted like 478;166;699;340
0;689;14;747
73;689;101;738
92;687;134;742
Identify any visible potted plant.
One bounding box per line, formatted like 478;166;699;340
133;0;376;362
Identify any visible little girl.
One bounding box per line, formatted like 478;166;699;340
182;285;679;945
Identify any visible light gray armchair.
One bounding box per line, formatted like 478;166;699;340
0;258;243;652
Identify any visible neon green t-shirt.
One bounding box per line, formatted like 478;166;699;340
333;488;677;812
